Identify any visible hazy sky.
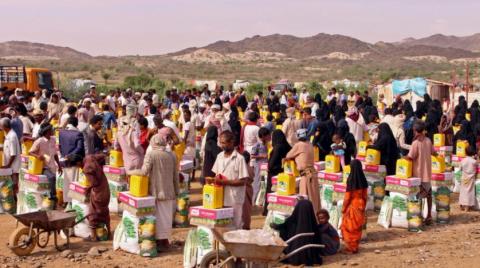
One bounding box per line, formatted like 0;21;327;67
1;0;479;56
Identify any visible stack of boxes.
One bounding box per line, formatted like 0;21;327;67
188;174;234;266
384;159;421;231
117;175;157;257
104;165;128;214
430;145;452;224
18;156;52;214
68;169;93;238
319;155;343;211
265;160;304;229
0;168;16;214
363;160;387;212
452;140;468;192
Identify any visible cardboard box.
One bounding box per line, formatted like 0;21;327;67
314;161;325;172
260;163;268;171
318;171;343;185
267;193;305;207
0;168;12;177
118;191;156;208
24;173;49;183
103;165;127;182
189;206;234;220
119;202;155;216
385;176;421;187
362;164;386;174
434;146;453;153
180;160;194;171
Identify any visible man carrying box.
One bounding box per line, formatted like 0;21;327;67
210;131;250;229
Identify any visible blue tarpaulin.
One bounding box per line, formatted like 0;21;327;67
392;78;427;97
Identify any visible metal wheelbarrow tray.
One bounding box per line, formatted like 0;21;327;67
209;228;324;267
7;210;82;256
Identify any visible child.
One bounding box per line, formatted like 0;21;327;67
29;123;62;208
341;159;368;254
459;146;477;211
182;110;196;160
263;114;275;133
210;131;250;229
405;121;436;225
241;151;254;230
317;209;340;256
331;133;346;168
251;127;271;202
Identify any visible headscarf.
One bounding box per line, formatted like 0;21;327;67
371;123;399;175
126;104;137;118
269;130;292;174
204;126;222;170
152;128;170;149
333;106;345;126
346;159;368;191
275;199;323;266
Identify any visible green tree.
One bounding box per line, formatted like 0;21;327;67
101;72;111;85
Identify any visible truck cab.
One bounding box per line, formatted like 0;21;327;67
0;66;54;92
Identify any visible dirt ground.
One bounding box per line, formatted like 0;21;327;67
1;181;480;268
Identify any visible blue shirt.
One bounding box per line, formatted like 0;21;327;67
102;112;117;129
11;117;23;141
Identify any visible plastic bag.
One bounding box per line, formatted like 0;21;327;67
377;196;393;229
255;180;266;207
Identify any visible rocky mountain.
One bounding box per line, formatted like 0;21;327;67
397;33;480;52
171;33;480;64
0;41;91;60
173;33;374;59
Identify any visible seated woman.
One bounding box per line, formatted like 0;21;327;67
317;209;340;256
271;199;323;266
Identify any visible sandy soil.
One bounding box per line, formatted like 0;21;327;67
1;182;480;268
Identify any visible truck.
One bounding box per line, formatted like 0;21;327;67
0;66;55;92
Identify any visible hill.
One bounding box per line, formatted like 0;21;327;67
173;33;373;59
397;33;480;52
0;41;91;60
171;33;480;64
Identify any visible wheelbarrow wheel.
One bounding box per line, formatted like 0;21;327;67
199;250;234;268
9;227;37;256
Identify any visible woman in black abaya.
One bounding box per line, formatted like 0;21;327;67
271;199;323;266
367;123;399;175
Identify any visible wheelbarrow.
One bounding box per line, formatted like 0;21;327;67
7;210;87;256
200;228;324;268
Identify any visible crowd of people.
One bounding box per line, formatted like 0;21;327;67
0;83;478;264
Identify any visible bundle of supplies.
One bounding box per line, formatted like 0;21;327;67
189;206;234;227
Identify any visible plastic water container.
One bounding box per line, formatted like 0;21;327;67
277;173;296;196
433;134;445;147
130;175;149;197
202;184;224;209
363;131;370;142
396;159;413;179
325;155;340;173
456;140;468;157
357;141;367;156
174;142;186;163
432;156;446;174
22;140;33;155
109;150;124;168
314;146;320;162
365;149;381;165
272;112;280;120
28;156;44;175
78;168;91;187
295;111;301;120
283;160;300;177
343;165;351;184
0;131;5;144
